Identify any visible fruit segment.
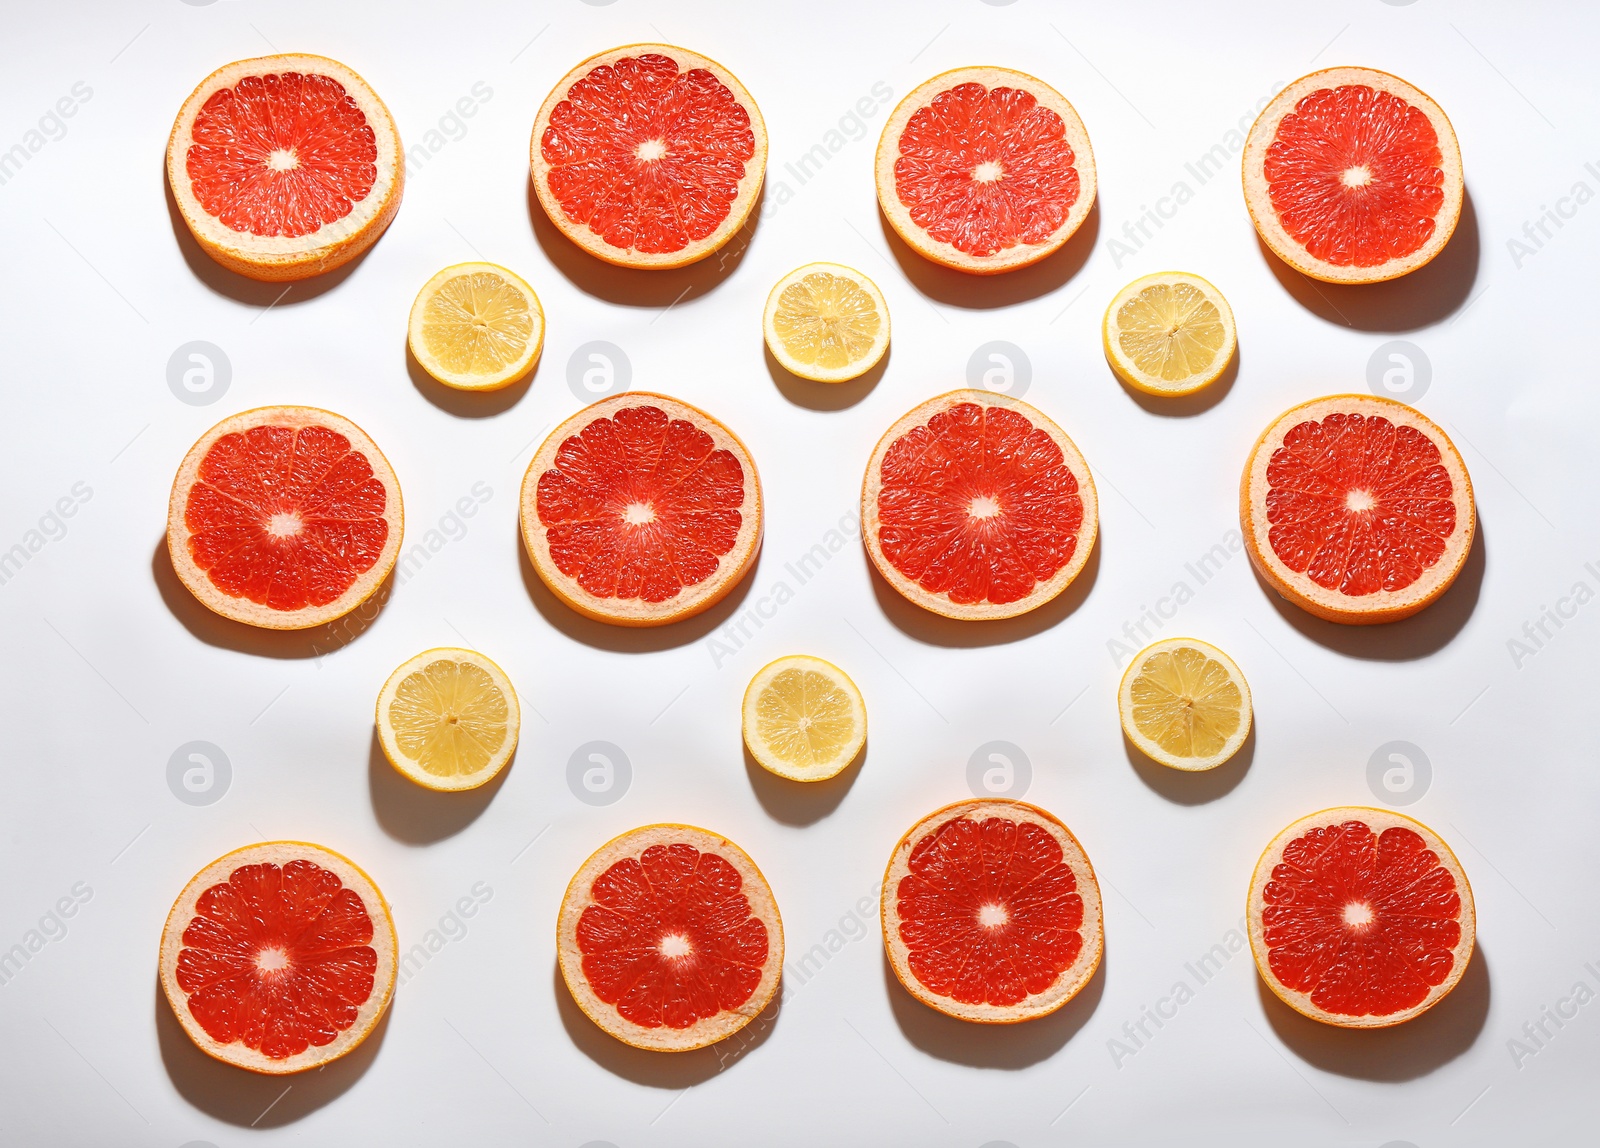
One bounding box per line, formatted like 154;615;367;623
764;263;889;383
743;655;867;781
1103;272;1236;396
1119;638;1251;771
408;264;544;391
376;649;519;791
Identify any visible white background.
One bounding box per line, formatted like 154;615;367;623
2;0;1597;1145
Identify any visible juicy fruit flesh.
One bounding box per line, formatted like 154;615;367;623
541;54;755;255
188;72;378;239
753;667;858;771
772;273;881;370
387;659;509;778
536;405;746;604
897;816;1084;1006
185;424;389;612
420;272;533;375
877;402;1082;606
1116;283;1225;382
894;82;1079;257
1265;85;1444;268
1263;820;1462;1017
176;860;377;1059
1266;412;1455;596
1129;647;1242;758
576;843;768;1029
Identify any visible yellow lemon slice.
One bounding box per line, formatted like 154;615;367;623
1118;638;1250;771
376;648;519;790
763;263;889;383
1103;272;1236;396
408;262;544;390
742;655;866;781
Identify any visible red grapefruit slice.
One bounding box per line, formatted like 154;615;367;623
557;824;783;1051
876;67;1096;274
1248;807;1475;1028
883;800;1103;1023
862;389;1097;620
158;841;397;1073
167;54;403;281
520;392;762;626
531;44;767;269
1243;67;1463;284
1240;395;1474;624
167;406;404;630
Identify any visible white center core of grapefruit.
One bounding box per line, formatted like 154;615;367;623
968;495;1001;520
267;512;304;538
1343;901;1375;929
972;160;1004;183
977;903;1009;929
636;139;667;162
1341;165;1373;189
1346;490;1376;513
256;946;290;973
267;148;299;172
658;933;692;959
623;502;655;526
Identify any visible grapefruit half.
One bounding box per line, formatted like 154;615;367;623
883;799;1103;1023
1248;807;1475;1028
557;824;783;1051
1243;67;1463;284
520;392;762;626
531;44;767;269
1240;394;1474;624
862;389;1097;620
167;406;404;630
167;54;403;281
876;67;1095;274
158;841;397;1073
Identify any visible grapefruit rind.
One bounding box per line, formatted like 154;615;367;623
861;389;1098;621
741;655;867;782
157;841;398;1075
1101;271;1237;397
762;263;891;384
881;799;1104;1023
166;54;404;282
1239;394;1474;624
556;824;784;1052
166;405;405;631
1246;806;1476;1029
1242;67;1463;285
374;647;521;792
519;391;763;627
406;263;545;391
1118;637;1252;772
530;43;768;270
875;66;1096;275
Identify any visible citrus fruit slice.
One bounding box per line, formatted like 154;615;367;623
862;389;1097;620
557;824;783;1051
521;392;762;626
876;67;1095;274
407;263;544;391
167;54;403;281
375;648;519;791
1243;67;1463;284
1102;272;1237;396
1118;638;1251;771
1240;394;1474;624
158;841;397;1073
883;800;1103;1023
742;655;867;782
167;406;404;630
1248;807;1475;1028
531;44;766;269
762;263;890;383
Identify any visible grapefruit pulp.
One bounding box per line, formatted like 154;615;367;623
883;800;1103;1022
167;54;403;281
862;389;1097;620
557;824;783;1051
158;841;397;1073
520;392;762;626
531;44;766;268
1248;807;1475;1027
